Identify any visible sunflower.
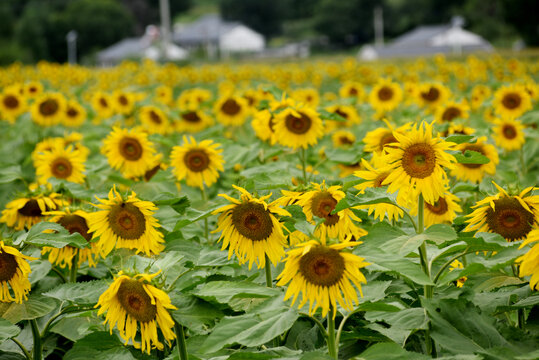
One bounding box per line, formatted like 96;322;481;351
276;240;369;317
382;122;456;204
87;187;165;257
35;143;86;185
0;89;26;123
31;92;66;126
439;124;475;138
0;192;67;230
96;271;176;354
517;229;539;290
177;88;212;111
91;92;114;120
410;191;462;227
363;121;411;154
212;185;290;269
449;260;467;288
465;183;539;242
369;79;403;113
41;209;100;269
492;117;525;152
274;105;324;150
252;109;277;144
214;95;250;126
23;81;44;98
324;105;361;131
493;85;532;119
113;90;136;116
170;136;224;189
102;127;159;178
63;100;87;127
338;162;362;178
332;130;356;148
175;109;213;133
451;136;499;183
435;101;470;123
155;85;173;106
339;82;364;102
139;106;170;135
0;241;36;303
296;182;367;244
291;88;320;108
417;83;450;110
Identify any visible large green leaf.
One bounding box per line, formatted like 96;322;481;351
49;312;104;341
0;294;58;323
357;342;431;359
454;150;490;164
16;221;89;249
192;280;279;305
42;279;109;304
170;293;224;335
0;318;20;342
63;332;137;360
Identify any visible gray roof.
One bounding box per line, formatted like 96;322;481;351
390;25;449;48
173;14;241;45
97;37;149;62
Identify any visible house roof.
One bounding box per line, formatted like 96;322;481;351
97;38;149;62
173;14;245;45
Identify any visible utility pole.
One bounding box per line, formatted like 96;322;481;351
66;30;78;64
159;0;171;61
374;6;384;47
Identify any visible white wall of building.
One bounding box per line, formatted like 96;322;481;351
219;25;265;53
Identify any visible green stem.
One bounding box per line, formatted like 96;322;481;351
50;266;67;283
41;306;95;337
30;319;42;360
174;321;188;360
11;338;31;360
264;254;273;288
326;307;338;359
432;248;474;284
395;204;418;231
201;187;210;243
69;249;79;283
299;313;328;339
300;147;308;184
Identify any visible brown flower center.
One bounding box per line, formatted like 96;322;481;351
425;197;448;215
461;144;485;169
379;132;397;151
311;191;339;226
221;99;241;116
117;279;157;323
377;86;394;101
401;143;436;179
118;95;128;106
18;199;45;217
66;107;79;118
0;252;18;282
502;124;517;140
373;172;390;188
58;214;92;241
339;136;354;145
183;149;210;172
486;197;534;241
144;164;161;181
182;111;201;123
299;246;344;287
148;110;162;124
231;202;273;241
348;87;358;96
108;203;146;239
119;137;143;161
99;97;108;107
441;107;461;122
39;99;59;116
3;95;19;109
502;93;521;110
421;87;440;102
285;112;312;134
335;109;349;119
50;157;73;179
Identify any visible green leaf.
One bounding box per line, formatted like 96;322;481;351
333;188;397;214
50;312;104;341
42;280;109;304
445;135;475;144
0;318;21;342
511;294;539;307
170;293;224;335
0;294;58;323
192;281;279;305
361;252;434;286
423;224;458;245
366;308;429;330
474;275;525;292
63;331;137;360
454;150;490;165
358;342;431;359
152;194;190;215
319;109;347;122
0;165;23;184
18;221;89;249
324;148;362;164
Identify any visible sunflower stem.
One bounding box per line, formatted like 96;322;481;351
201;187;210;243
264;254;273;288
517;308;525;329
50;266;67;283
174;321;188;360
326;307;338;359
11;338;31;360
300;147;308;184
69;249;79;283
30;319;42;360
300;313;328;339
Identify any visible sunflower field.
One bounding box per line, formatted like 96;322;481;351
0;55;539;360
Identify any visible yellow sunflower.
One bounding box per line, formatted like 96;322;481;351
96;271;176;354
139;106;170;135
23;81;44;98
87;187;165;257
41;209;100;269
417;83;450;110
214;95;250;126
410;191;462;227
91;91;114;120
492;118;525;152
382;122;456;204
465;183;539;242
274;105;324;150
0;192;67;230
296;182;367;244
439;124;475;138
212;185;290;269
517;229;539;290
451;136;499;183
338;162;363;178
435;101;470;123
31;92;66;126
63;100;87;127
0;241;36;303
339;82;364;102
493;85;532;119
177;88;212;111
369;79;403;113
175;109;213;133
324;105;361;131
35;143;86;185
291;88;320;108
102;127;159;178
276;240;369;317
155;85;173;106
0;89;26;123
252;109;277;144
112;90;136;116
170;136;224;189
363;121;411;154
332;130;356;148
449;260;467;288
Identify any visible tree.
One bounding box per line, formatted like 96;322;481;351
502;0;539;46
219;0;287;38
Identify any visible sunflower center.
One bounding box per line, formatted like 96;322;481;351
373;173;389;188
119;137;143;161
119;95;128;106
285;112;312;134
425;197;448;215
39;99;59;116
421;87;440;102
149;110;162;124
99;98;108;107
311;191;339;226
348;88;358;96
335;109;349;119
377;86;394;101
441;107;461;122
486;197;534;241
339;136;354;145
379;132;397;151
3;95;19;109
144;164;161;181
183;149;210;172
461;144;485;169
299;246;345;287
182;111;201;123
50;157;73;179
29;86;37;93
401;143;436;179
502;93;521;110
221;99;241;115
18;199;44;217
502;125;517;139
231;202;273;241
58;214;92;241
108;203;146;239
117;279;157;323
0;252;18;282
66;107;78;118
